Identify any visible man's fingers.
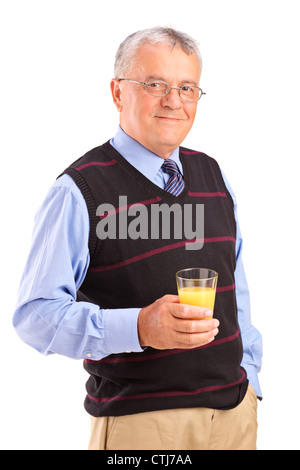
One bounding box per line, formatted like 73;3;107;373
169;302;213;320
175;322;219;348
175;330;218;348
174;318;219;334
160;294;180;304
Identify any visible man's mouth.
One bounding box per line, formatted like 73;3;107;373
156;116;182;121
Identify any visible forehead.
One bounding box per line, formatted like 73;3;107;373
130;43;201;84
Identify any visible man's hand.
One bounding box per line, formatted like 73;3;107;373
138;294;220;350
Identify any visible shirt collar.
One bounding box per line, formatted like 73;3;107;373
110;126;182;182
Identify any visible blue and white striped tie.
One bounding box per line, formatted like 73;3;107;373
161;159;185;196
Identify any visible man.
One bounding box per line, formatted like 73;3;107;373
14;27;262;450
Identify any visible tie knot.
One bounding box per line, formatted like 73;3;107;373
161;159;180;176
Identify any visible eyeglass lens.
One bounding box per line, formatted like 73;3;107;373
146;80;201;101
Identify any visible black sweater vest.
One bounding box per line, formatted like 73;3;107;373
62;141;248;417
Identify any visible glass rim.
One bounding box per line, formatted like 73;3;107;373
176;267;218;281
118;78;205;102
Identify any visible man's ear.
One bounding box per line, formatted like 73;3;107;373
110;79;123;112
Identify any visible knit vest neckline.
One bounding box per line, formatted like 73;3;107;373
103;141;190;204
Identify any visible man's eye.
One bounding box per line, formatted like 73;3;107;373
148;82;163;88
181;85;193;92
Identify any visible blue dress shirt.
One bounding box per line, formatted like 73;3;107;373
13;126;262;397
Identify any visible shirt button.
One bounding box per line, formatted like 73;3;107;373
86;353;92;358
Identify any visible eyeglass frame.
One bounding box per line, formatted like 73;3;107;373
118;78;206;102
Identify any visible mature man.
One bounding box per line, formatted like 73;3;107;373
14;27;262;450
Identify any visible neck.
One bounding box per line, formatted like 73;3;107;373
119;126;178;160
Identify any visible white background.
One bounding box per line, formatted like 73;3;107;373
1;0;299;450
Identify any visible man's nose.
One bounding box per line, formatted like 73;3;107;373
161;87;183;108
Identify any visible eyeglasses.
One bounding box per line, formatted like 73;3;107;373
118;79;206;102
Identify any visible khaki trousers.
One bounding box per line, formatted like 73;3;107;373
88;384;258;451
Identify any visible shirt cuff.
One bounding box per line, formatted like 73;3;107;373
242;362;263;399
103;308;144;355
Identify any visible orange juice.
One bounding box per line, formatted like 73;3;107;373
178;286;216;317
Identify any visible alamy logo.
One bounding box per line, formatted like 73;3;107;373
96;196;204;251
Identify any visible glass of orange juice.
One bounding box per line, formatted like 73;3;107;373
176;268;218;318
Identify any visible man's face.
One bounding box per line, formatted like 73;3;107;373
111;43;201;158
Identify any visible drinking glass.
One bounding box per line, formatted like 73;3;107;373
176;268;218;318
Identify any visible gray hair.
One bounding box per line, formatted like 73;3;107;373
114;26;202;78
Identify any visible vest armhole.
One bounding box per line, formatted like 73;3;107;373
63;167;99;262
209;158;235;209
